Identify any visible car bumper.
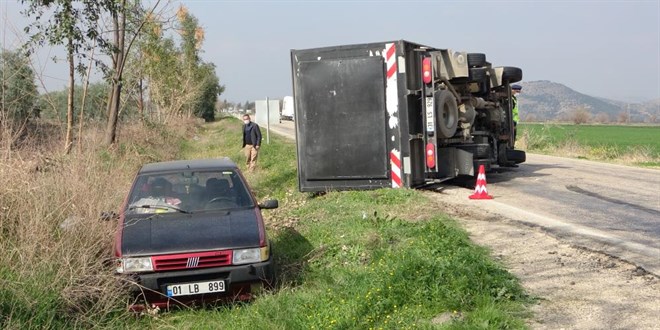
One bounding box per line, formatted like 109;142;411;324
126;259;273;307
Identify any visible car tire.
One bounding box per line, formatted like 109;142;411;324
502;66;523;83
434;90;458;139
467;53;487;67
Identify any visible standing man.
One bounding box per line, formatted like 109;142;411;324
242;114;262;171
511;84;522;144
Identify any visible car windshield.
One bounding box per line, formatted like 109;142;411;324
125;169;254;214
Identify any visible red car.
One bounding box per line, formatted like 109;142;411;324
113;158;277;309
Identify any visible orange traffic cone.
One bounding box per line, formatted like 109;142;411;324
469;164;493;199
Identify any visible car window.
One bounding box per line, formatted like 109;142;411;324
125;170;254;214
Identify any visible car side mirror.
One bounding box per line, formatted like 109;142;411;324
258;199;278;209
100;211;119;221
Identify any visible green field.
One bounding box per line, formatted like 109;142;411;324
519;123;660;167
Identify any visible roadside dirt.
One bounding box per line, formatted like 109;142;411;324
425;189;659;330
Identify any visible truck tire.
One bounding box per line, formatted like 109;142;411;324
434;90;458;138
501;66;523;83
467;53;487;67
506;149;526;163
469;67;487;82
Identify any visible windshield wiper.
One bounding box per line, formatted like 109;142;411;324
128;204;191;214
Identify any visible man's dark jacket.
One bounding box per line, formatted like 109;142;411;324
242;122;262;147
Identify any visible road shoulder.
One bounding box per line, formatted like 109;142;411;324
424;190;659;329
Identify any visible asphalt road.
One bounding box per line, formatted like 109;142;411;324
481;154;660;275
267;120;660;275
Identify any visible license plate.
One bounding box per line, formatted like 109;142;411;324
166;280;226;297
425;97;435;132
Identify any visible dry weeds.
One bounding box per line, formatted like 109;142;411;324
0;118;200;327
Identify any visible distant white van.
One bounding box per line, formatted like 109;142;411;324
281;96;294;121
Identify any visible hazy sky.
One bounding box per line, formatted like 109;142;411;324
2;0;659;103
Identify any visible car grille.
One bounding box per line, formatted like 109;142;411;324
152;250;232;271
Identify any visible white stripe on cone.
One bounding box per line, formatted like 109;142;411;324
469;165;492;199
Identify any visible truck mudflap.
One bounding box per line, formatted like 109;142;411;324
435;147;475;178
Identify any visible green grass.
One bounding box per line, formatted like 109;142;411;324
141;115;534;329
519;123;660;167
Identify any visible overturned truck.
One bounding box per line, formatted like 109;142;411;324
291;40;525;192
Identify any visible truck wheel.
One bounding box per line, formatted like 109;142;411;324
502;66;523;83
469;67;487;82
434;90;458;138
467;53;487;67
506;149;526;163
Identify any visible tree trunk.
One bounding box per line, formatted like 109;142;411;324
78;44;96;153
64;38;74;155
137;77;144;118
103;0;126;146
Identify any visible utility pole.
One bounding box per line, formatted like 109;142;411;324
266;97;270;144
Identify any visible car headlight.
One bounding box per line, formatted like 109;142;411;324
233;248;263;265
117;257;153;273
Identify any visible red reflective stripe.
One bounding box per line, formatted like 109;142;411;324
390;151;402;188
390;151;401;168
386;44;396;60
391;171;402;187
387;63;397;79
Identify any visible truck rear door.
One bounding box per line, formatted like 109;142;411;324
292;44;390;191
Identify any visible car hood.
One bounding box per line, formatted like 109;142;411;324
120;208;261;257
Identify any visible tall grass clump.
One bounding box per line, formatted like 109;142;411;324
0;118;201;328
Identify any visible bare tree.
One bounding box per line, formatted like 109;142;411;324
617;111;629;123
571;107;591;125
594;112;610;124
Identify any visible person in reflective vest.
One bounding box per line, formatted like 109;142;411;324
511;84;522;143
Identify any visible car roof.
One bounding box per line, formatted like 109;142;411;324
138;158;238;174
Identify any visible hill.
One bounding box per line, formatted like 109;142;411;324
517;80;658;123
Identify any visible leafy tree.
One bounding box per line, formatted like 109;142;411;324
141;5;223;123
141;20;196;122
1;49;38;151
244;101;255;111
176;5;223;122
195;63;223;122
0;49;38;123
38;82;112;122
22;0;116;153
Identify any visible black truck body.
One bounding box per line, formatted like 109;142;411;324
291;40;524;192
